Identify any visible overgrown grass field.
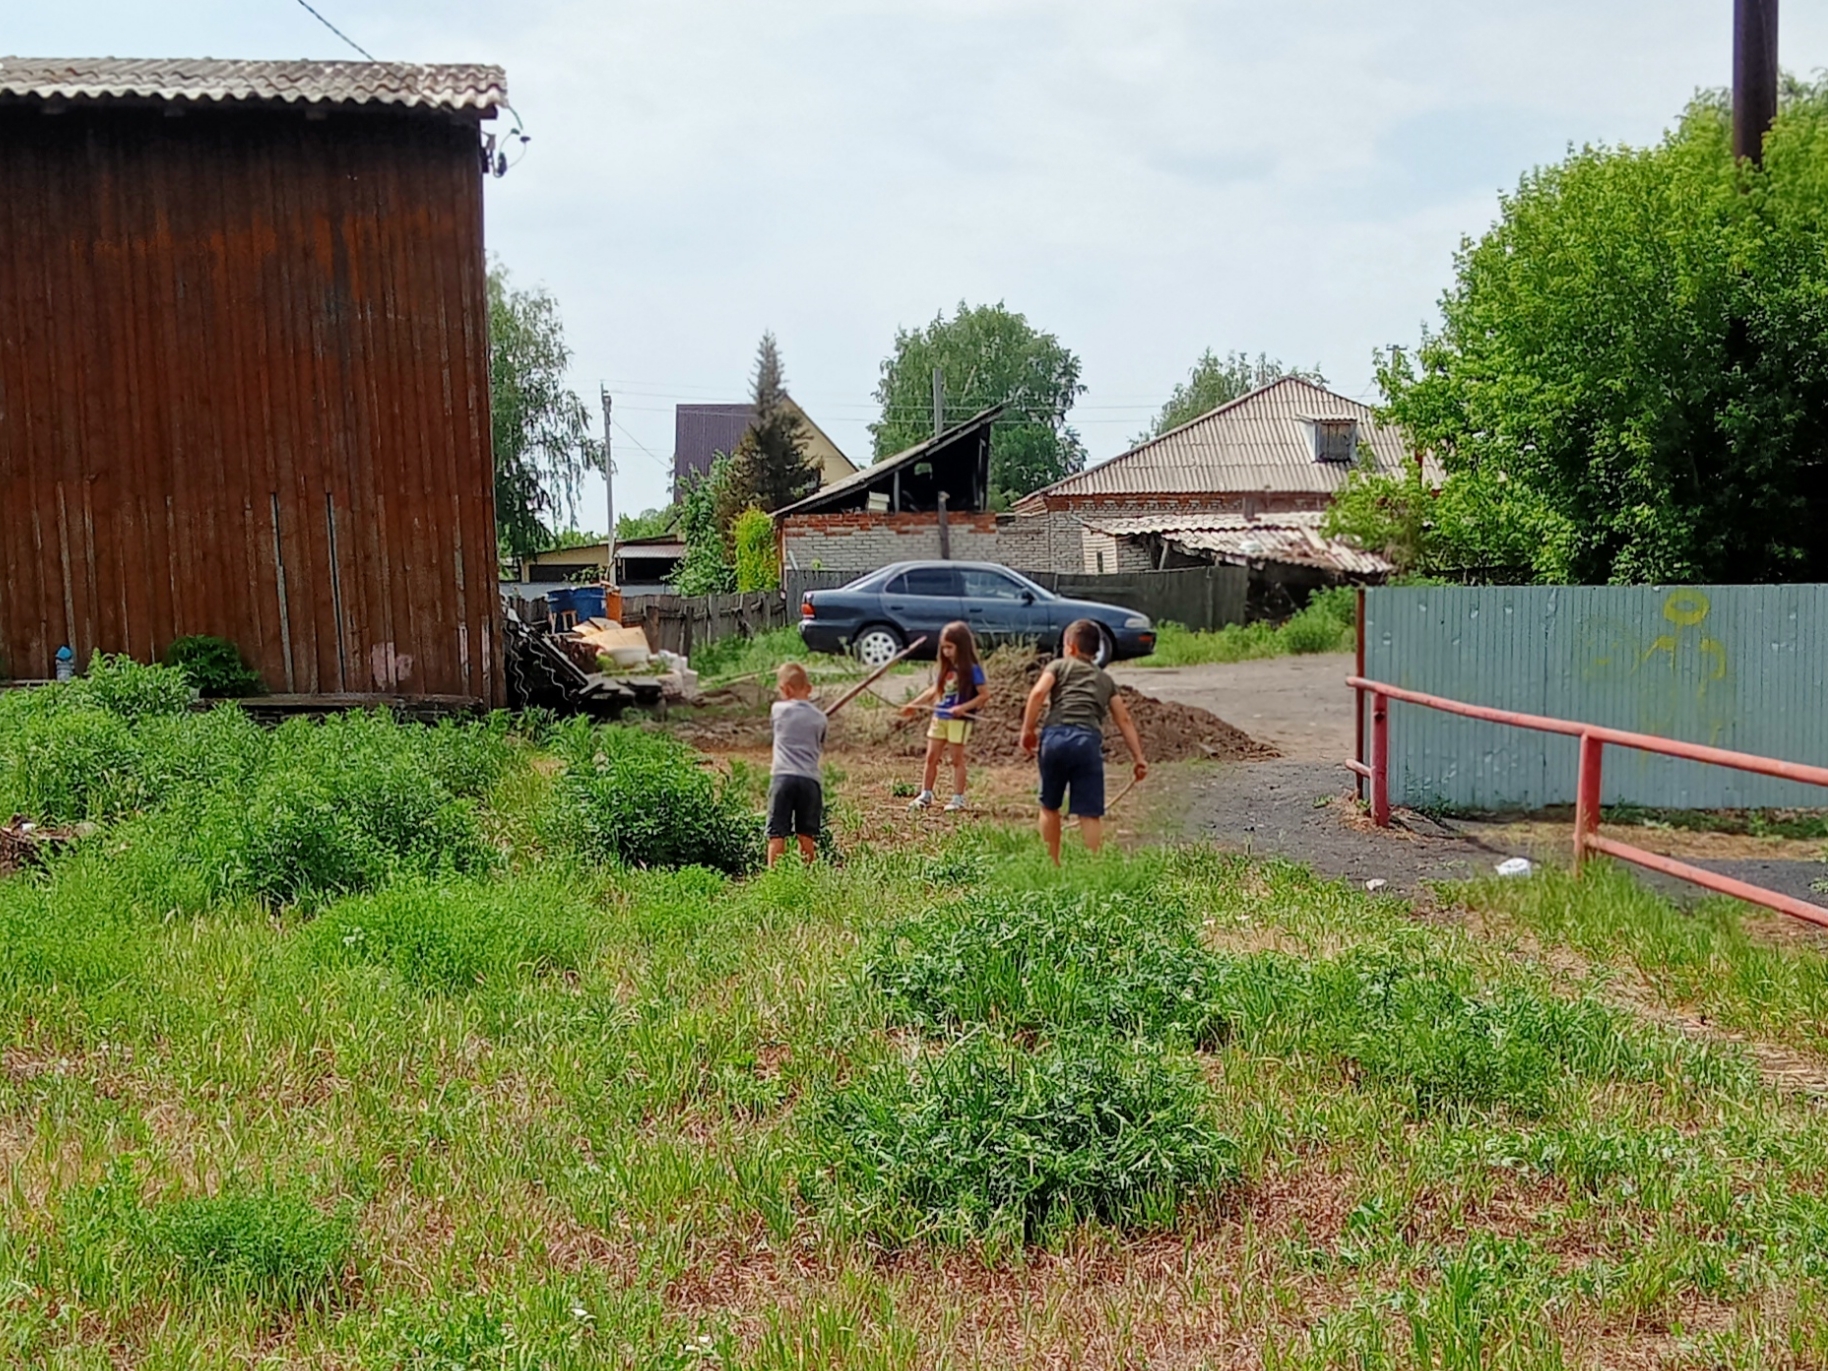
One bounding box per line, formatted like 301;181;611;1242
5;660;1828;1366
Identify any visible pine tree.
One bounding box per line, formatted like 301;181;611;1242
725;333;820;515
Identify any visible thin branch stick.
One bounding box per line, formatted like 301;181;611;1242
823;636;928;718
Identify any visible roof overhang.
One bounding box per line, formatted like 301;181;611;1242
774;405;1004;519
0;58;508;117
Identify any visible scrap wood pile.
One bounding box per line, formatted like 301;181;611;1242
0;815;91;877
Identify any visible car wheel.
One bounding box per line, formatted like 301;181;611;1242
1094;626;1115;666
853;624;904;668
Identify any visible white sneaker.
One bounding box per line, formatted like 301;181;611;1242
908;791;935;812
944;795;968;812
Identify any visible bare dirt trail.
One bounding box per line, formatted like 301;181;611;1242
1109;653;1355;763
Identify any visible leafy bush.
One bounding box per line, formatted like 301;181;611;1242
203;721;495;908
305;874;598;992
551;722;761;874
75;654;195;720
59;1167;351;1310
163;635;265;698
806;1032;1238;1248
871;889;1226;1046
732;506;780;592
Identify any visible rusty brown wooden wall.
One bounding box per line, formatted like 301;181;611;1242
0;103;502;702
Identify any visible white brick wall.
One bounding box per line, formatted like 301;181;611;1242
781;512;1002;574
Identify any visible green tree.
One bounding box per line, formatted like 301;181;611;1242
615;508;676;541
1139;351;1326;442
671;456;736;596
488;262;603;563
871;302;1086;504
725;333;820;515
1370;81;1828;584
731;507;781;592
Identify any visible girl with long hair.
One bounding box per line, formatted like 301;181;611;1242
901;620;990;812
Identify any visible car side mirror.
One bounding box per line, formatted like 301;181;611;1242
1021;591;1035;605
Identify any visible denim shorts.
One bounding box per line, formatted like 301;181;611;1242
1037;724;1105;817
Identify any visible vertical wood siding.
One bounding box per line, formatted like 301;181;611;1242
0;103;502;702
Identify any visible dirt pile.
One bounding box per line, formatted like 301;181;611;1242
857;651;1277;765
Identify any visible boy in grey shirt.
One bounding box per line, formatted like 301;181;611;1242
767;661;826;867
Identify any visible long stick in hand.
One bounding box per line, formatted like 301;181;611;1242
823;636;928;718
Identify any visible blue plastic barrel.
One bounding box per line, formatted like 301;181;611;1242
569;586;608;622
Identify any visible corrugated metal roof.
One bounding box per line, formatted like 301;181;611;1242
1018;377;1439;506
0;58;507;112
1082;511;1392;575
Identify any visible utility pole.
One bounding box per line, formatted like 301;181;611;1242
931;366;945;439
1734;0;1778;166
599;386;616;587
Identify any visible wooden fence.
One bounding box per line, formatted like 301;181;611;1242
619;591;790;657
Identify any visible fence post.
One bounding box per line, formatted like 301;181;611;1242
1574;734;1604;867
1354;587;1366;802
1370;691;1391;827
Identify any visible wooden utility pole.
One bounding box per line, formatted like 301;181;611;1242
931;366;945;438
1734;0;1778;165
599;386;616;587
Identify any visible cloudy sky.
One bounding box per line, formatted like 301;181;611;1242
13;2;1828;520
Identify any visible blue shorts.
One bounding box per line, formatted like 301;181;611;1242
1037;725;1105;818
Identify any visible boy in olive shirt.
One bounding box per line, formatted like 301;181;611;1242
1019;619;1148;865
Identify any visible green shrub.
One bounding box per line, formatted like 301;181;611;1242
75;653;194;720
305;874;598;992
551;722;761;874
1278;599;1354;654
59;1167;351;1310
732;506;780;592
151;1190;352;1307
806;1032;1238;1248
180;712;497;908
871;889;1227;1046
162;635;266;698
0;701;148;823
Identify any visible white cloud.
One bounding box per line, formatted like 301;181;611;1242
13;0;1828;516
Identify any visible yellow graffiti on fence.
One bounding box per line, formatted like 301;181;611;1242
1579;589;1736;745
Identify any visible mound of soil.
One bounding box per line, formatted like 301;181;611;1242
859;651;1278;765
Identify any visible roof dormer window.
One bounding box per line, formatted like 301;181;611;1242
1313;418;1358;463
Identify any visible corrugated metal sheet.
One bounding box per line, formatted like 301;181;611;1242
0;57;507;112
1019;377;1439;506
1364;584;1828;810
1080;512;1391;575
0;99;502;702
673;404;751;492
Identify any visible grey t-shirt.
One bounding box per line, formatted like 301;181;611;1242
771;699;827;779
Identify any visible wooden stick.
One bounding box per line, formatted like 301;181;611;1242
1066;773;1142;829
823;636;928;718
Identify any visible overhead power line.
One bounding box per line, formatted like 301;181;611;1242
292;0;376;61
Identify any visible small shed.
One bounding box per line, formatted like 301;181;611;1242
772;406;1003;575
0;58;507;701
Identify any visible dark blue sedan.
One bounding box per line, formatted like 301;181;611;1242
798;561;1157;667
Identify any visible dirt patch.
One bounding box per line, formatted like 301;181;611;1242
671;652;1278;768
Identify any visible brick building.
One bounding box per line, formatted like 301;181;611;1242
1007;377;1433;577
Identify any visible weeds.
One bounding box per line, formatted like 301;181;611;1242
806;1031;1238;1248
550;719;761;873
1136;587;1357;666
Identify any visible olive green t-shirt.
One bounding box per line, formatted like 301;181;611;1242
1041;656;1117;731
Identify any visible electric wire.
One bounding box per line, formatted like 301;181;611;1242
291;0;376;60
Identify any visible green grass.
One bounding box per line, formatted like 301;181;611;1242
10;665;1828;1365
1135;586;1358;666
690;625;863;682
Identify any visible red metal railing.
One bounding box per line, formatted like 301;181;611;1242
1346;674;1828;929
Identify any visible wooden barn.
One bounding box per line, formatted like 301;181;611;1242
0;58;507;703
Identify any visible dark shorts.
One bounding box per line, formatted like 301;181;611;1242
1037;724;1105;818
767;774;823;839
